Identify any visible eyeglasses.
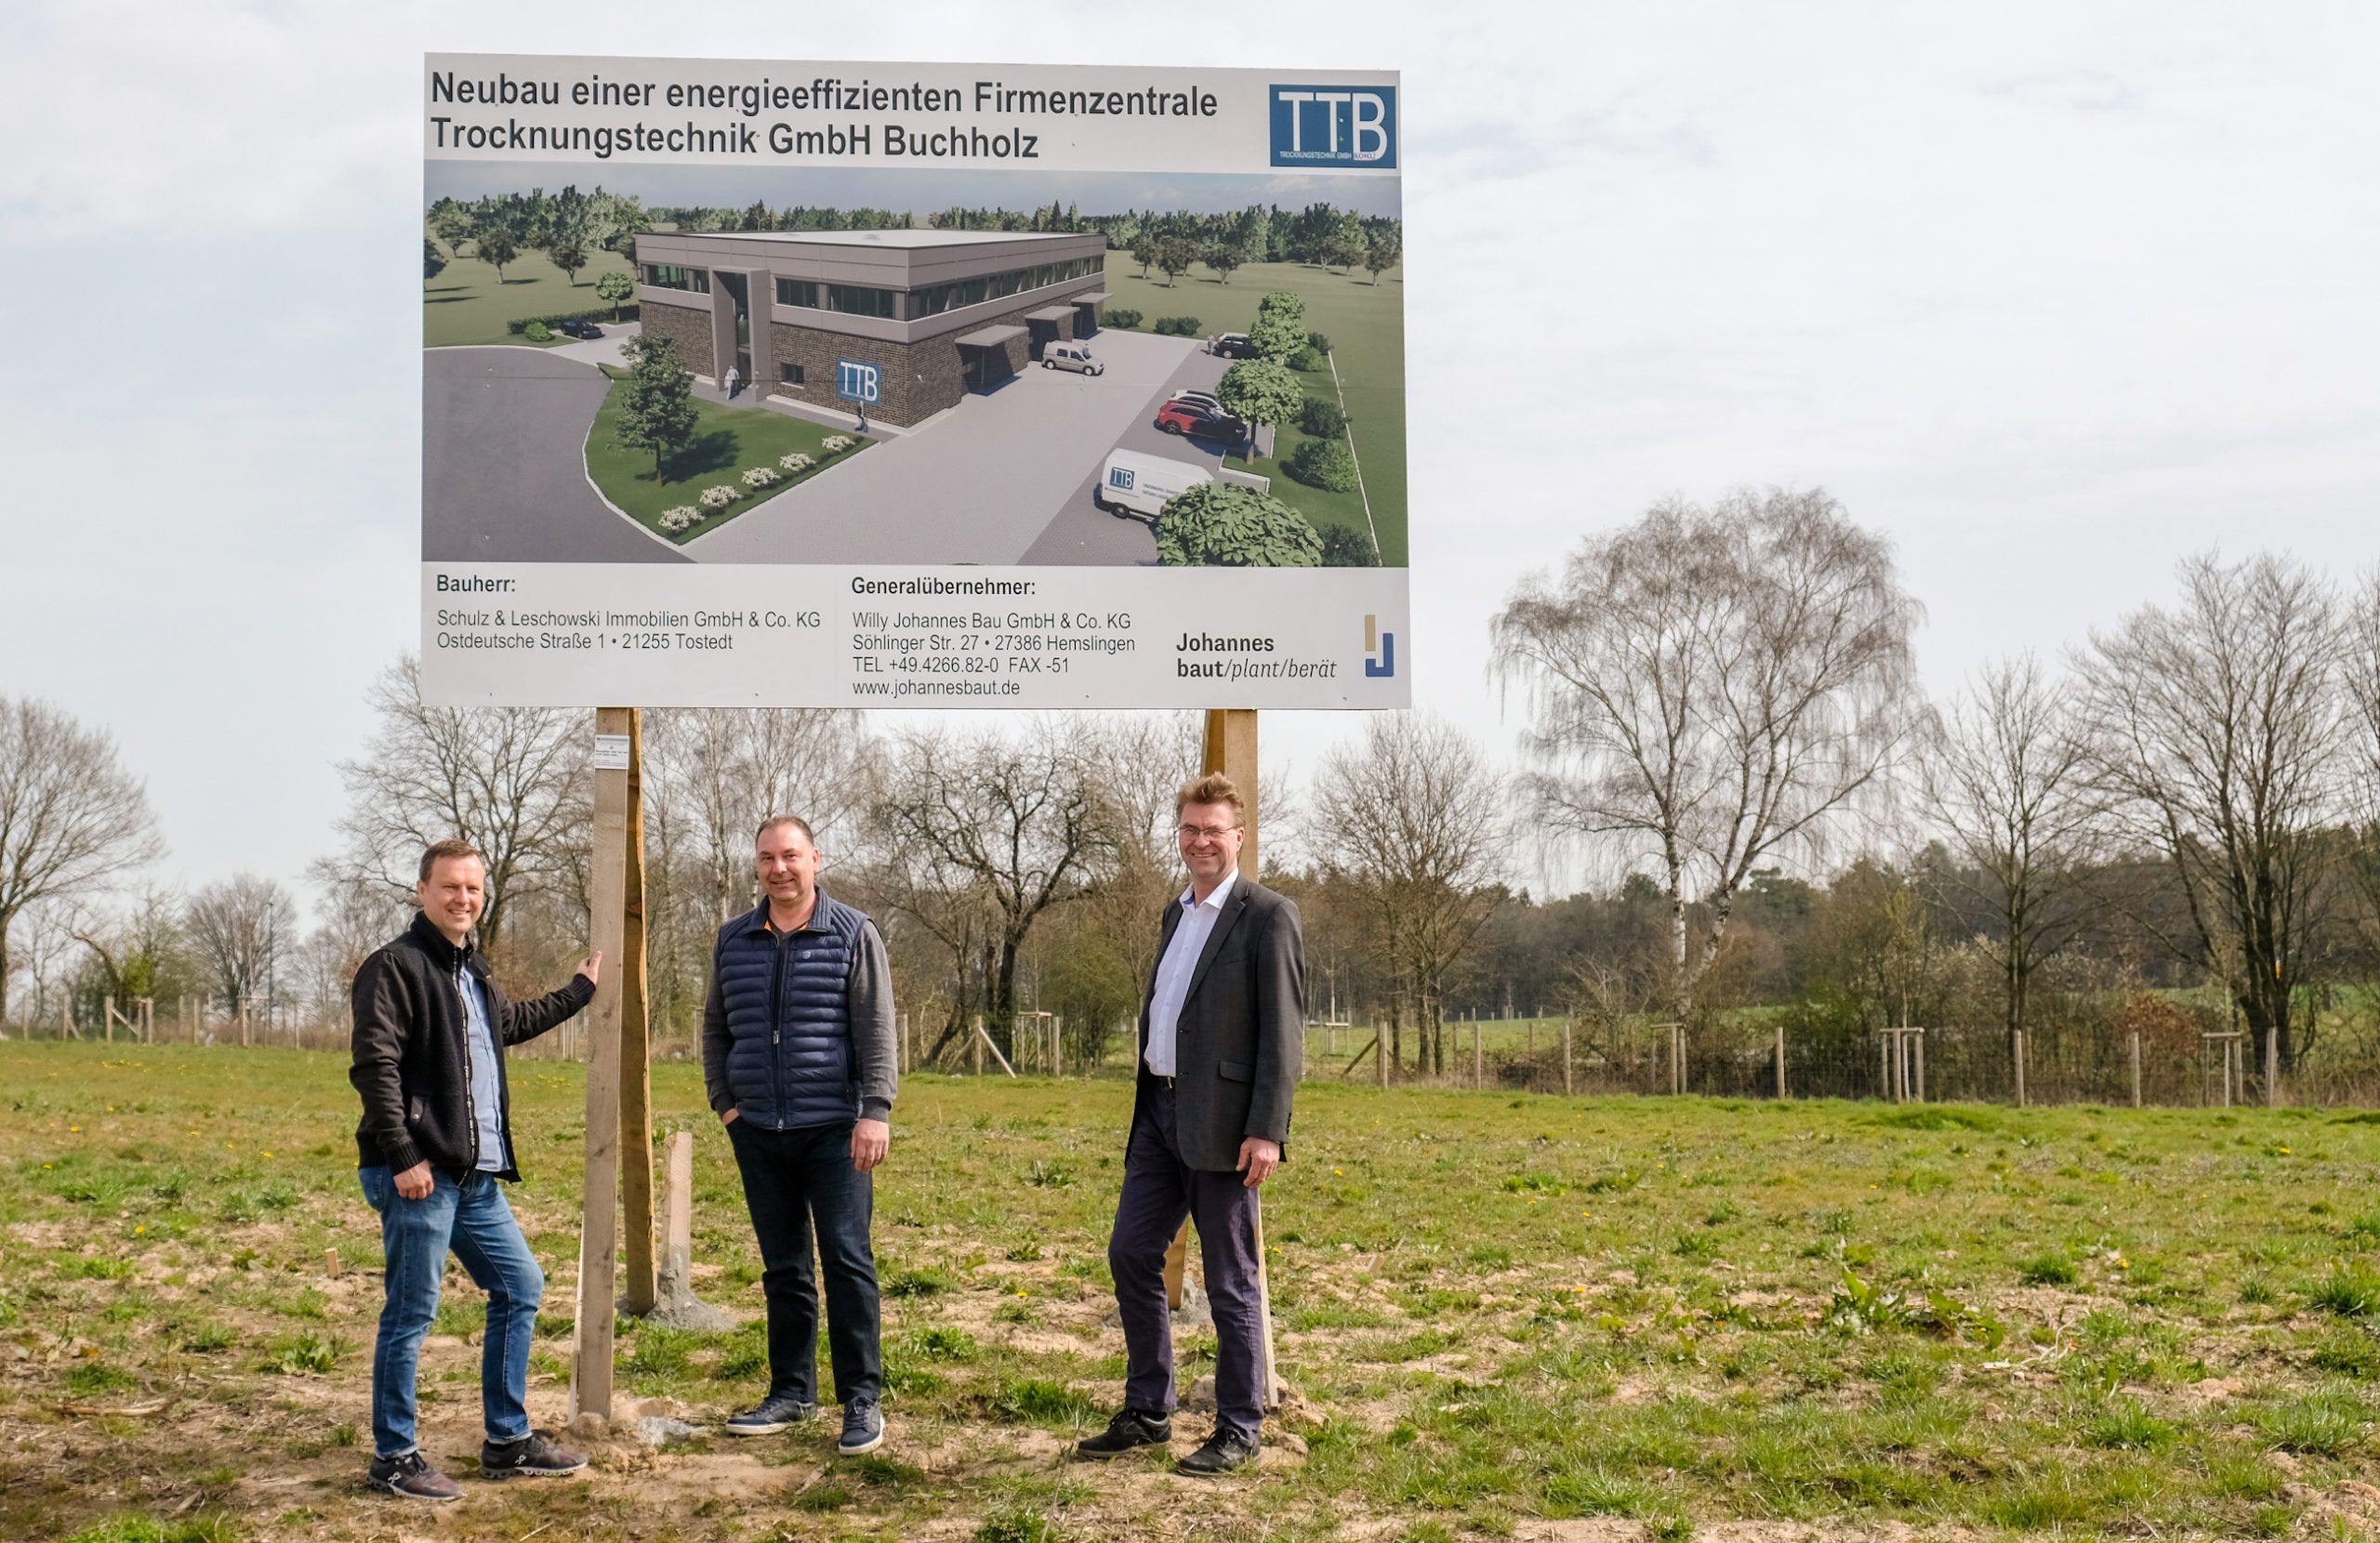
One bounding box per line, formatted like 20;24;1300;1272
1176;824;1242;841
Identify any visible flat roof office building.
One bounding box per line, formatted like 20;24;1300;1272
632;229;1110;427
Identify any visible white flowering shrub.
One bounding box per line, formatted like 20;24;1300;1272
699;484;741;511
659;506;699;534
821;434;854;454
742;466;780;490
778;452;814;473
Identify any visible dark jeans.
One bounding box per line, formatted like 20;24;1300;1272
1106;1084;1267;1443
359;1165;542;1458
724;1118;881;1405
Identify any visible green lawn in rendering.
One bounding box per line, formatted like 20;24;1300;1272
584;372;871;545
423;236;638;348
10;1038;2380;1542
1101;254;1408;566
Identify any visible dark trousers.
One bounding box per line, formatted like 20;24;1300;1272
725;1119;881;1405
1106;1083;1267;1443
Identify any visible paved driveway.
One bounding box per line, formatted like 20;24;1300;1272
422;347;684;564
549;321;639;371
1018;347;1275;566
689;329;1201;566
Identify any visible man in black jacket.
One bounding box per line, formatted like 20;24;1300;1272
350;838;601;1501
1079;772;1304;1475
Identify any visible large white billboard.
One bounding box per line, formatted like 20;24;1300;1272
419;53;1408;707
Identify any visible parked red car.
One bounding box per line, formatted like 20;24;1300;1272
1155;399;1246;440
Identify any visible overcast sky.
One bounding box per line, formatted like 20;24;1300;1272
4;2;2375;926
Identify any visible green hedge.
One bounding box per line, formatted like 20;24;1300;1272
1103;308;1143;329
1286;436;1359;494
1301;398;1348;438
505;305;638;336
1289;345;1328;373
1152;316;1203;336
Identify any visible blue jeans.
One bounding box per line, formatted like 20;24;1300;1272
360;1165;544;1458
723;1118;882;1405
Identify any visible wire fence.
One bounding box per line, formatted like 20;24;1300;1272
13;1006;2377;1111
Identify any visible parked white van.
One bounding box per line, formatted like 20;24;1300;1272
1043;342;1104;376
1093;449;1212;523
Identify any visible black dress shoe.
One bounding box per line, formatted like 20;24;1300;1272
1175;1428;1259;1475
1076;1406;1172;1458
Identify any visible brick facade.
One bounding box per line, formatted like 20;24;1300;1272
638;298;712;379
764;300;1091;428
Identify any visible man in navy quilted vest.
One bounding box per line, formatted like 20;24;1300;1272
701;814;898;1456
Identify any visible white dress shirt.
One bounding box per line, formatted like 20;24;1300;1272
1144;872;1236;1076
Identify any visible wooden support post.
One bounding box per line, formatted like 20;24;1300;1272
1473;1017;1483;1089
1052;1014;1064;1077
1881;1030;1891;1101
619;711;658;1318
1671;1022;1686;1096
972;1017;1016;1077
2014;1030;2028;1108
140;997;153;1044
1775;1022;1787;1100
239;997;251;1049
572;706;631;1423
1914;1029;1925;1102
2129;1030;2142;1108
104;994;114;1044
1562;1019;1573;1096
972;1014;983;1076
2265;1026;2281;1108
663;1130;695;1298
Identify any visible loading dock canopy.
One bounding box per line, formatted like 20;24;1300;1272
955;323;1027;347
1024;305;1078;323
1074;290;1111;304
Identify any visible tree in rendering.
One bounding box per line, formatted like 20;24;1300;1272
549;239;588;286
1491;488;1923;1027
1201;244;1243;285
475;226;520;284
1320;211;1368;273
595;269;635;321
430;204;473;256
1156;237;1197;286
1248;290;1309;364
614;331;700;484
1363;222;1402;284
423;238;447;283
1215;359;1304;464
2075;551;2352;1070
1130;234;1159;279
1153;482;1323;568
0;697;152;1025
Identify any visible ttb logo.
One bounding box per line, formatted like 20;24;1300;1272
1107;466;1136;493
1270;86;1396;169
1364;613;1396;678
836;358;880;404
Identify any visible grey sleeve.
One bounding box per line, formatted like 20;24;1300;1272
848;920;899;1122
700;943;734;1114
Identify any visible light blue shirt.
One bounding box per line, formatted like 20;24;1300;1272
458;968;507;1172
1144;873;1236;1076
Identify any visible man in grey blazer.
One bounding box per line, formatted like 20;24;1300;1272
1078;772;1304;1475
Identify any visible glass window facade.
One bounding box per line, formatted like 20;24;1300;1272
826;284;897;319
775;277;820;309
779;362;804;386
644;263;709;293
762;251;1103;323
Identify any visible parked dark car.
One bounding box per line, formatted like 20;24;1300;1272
558;318;603;340
1155;400;1246;440
1209;332;1258;359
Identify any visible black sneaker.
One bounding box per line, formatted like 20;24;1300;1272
480;1430;588;1479
838;1396;884;1456
726;1392;818;1436
366;1449;463;1501
1075;1406;1172;1459
1176;1428;1260;1476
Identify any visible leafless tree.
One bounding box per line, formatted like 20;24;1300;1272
1492;487;1922;1025
2336;571;2380;961
2075;551;2350;1069
1309;713;1514;1075
864;722;1119;1057
646;708;866;926
0;696;153;1024
1919;653;2109;1048
185;874;298;1018
325;656;582;956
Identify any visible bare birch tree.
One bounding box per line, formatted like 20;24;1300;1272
2075;551;2349;1068
325;657;582;956
0;696;153;1024
1309;713;1513;1075
646;707;865;925
186;874;298;1017
1491;487;1922;1025
1919;653;2108;1049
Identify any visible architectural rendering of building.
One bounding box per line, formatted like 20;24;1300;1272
633;228;1110;426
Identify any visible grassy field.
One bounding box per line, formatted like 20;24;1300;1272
584;372;872;545
424;241;638;349
1101;255;1408;566
8;1043;2380;1542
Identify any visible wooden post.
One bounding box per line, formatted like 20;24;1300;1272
1671;1022;1686;1096
2265;1026;2281;1108
1914;1028;1925;1102
1052;1014;1064;1077
1880;1030;1891;1101
1775;1023;1787;1100
140;997;153;1044
898;1009;909;1075
2129;1030;2142;1108
572;706;631;1423
2014;1030;2028;1109
618;711;658;1317
1473;1017;1483;1089
972;1014;984;1076
104;994;114;1044
1562;1019;1573;1096
239;997;251;1049
663;1129;695;1298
